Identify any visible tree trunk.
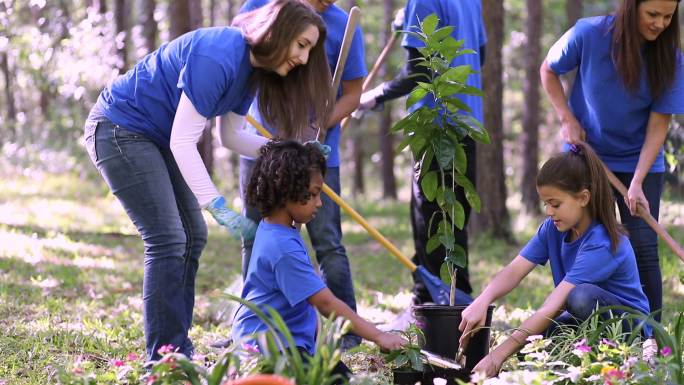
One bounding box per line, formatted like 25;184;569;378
472;0;511;239
114;0;128;73
0;51;16;142
140;0;157;53
170;0;191;39
566;0;583;29
380;0;397;199
521;0;542;215
97;0;107;14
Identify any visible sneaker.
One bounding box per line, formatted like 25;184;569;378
339;335;362;352
209;337;233;349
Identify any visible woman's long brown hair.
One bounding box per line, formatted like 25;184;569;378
537;144;626;252
233;0;333;139
612;0;681;98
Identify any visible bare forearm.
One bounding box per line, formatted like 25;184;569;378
490;308;557;361
634;113;670;183
540;61;574;124
326;92;361;128
317;296;381;343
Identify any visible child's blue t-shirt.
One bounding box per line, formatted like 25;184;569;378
546;15;684;173
239;0;367;167
402;0;487;125
232;221;327;355
96;27;255;148
520;218;650;319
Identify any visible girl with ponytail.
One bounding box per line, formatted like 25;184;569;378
458;143;651;377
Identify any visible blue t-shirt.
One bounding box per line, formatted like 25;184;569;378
239;0;367;167
232;221;327;355
547;15;684;173
96;27;255;148
402;0;487;124
521;218;650;320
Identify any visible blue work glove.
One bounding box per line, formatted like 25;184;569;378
205;196;257;241
304;140;331;159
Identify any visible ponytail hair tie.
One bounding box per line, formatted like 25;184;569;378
569;144;583;156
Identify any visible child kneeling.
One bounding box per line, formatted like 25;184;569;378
231;140;406;381
459;144;651;377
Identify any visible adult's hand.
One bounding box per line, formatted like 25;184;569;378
626;180;649;216
206;196;257;241
560;115;586;144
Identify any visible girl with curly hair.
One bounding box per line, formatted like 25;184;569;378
232;140;406;381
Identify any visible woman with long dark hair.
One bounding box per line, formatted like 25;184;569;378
540;0;684;323
83;0;333;362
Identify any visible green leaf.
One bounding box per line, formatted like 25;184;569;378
440;263;451;285
448;201;466;229
444;97;472;114
435;136;455;169
445;244;467;269
454;143;467;174
420;171;438;201
466;189;481;213
407;349;423;371
395;133;414;153
407;86;428;109
426;233;442;254
419;147;434;179
421;14;440;36
442;65;472;83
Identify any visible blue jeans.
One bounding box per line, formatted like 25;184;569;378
85;118;207;361
240;158;360;345
545;283;644;337
613;172;663;322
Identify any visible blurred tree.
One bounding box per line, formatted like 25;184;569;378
472;0;511;239
379;0;397;199
170;0;214;175
566;0;583;29
114;0;128;72
521;0;542;215
139;0;157;53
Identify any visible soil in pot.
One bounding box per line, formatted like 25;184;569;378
413;304;495;372
422;366;470;385
392;368;423;385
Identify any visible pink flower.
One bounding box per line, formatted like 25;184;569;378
661;346;672;357
112;359;125;367
127;352;139;361
600;338;617;348
73;367;83;374
157;344;175;355
241;342;260;354
146;374;158;384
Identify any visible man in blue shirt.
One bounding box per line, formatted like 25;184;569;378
358;0;487;306
237;0;367;350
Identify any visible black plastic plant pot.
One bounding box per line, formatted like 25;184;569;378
413;304;495;372
392;368;423;385
423;366;470;385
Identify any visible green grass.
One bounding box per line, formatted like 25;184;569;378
1;158;682;384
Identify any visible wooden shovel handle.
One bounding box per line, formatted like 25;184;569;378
586;142;684;263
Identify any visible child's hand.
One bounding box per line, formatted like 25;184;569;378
374;331;407;352
458;300;490;348
471;353;503;378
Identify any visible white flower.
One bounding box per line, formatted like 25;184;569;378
433;378;447;385
526;334;543;342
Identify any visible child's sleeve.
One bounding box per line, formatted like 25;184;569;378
546;20;585;75
274;245;327;307
519;219;551;265
564;243;619;285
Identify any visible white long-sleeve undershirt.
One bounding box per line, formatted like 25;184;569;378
169;92;268;207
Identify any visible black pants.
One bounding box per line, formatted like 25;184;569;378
411;137;475;304
296;347;351;384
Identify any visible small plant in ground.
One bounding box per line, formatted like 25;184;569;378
392;13;488;305
383;323;425;372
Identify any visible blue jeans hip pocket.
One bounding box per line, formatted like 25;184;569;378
84;119;99;163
